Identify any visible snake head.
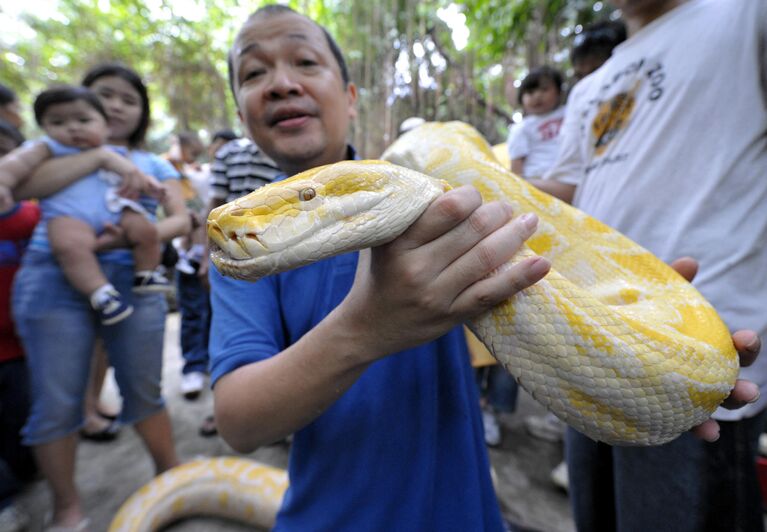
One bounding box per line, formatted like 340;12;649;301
207;160;446;281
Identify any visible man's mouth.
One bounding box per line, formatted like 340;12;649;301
269;107;314;128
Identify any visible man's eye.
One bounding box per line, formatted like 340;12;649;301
298;59;317;67
244;69;264;81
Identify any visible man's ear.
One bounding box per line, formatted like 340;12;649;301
346;82;358;120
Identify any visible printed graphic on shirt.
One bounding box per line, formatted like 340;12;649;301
583;58;667;172
538;117;563;142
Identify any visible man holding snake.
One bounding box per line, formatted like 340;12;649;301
208;4;761;530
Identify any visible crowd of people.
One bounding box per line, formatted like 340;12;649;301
0;1;765;531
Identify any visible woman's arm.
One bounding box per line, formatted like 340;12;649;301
155;179;192;242
14;147;150;200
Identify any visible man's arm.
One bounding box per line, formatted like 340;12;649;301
213;186;550;452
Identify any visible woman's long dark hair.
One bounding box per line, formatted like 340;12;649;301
82;63;151;148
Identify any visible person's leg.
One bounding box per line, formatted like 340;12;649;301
486;365;519;413
80;342;120;440
176;270;210;376
565;427;616;531
0;359;36;483
700;410;767;532
612;433;707;532
12;256;97;528
120;210;160;272
100;261;179;474
133;410;179;474
48;217;109;296
33;435;82;526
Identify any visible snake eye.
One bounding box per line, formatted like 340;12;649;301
299;188;316;201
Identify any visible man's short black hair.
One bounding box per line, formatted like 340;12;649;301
571;20;627;67
517;66;564;106
0;84;17;106
227;4;350;104
0;119;25;147
33;85;108;126
212;129;239;143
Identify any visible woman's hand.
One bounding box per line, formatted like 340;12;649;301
95;222;128;251
670;257;762;442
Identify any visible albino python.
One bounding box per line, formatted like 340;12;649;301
208;121;738;446
110;121;739;530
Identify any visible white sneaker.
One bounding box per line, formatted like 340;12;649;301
550;460;569;491
482;408;502;447
0;504;30;532
181;372;205;400
524;412;566;443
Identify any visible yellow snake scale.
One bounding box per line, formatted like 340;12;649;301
110;121;739;530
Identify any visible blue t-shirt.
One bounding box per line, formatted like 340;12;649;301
28;142;179;264
209;252;505;531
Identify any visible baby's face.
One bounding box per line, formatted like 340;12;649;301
41;99;109;149
521;80;560;116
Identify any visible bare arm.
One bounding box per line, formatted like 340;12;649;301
0;143;51;210
214;186;551;451
13;147;154;200
528;178;576;204
155;179;192;242
510;157;525;177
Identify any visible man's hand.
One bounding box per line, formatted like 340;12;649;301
670;257;761;442
338;185;551;362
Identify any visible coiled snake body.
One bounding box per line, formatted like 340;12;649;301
209;121;738;446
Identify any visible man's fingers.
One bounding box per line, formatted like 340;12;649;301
438;212;538;295
690;419;720;442
732;329;760;367
720;379;760;409
669;256;698;282
451;255;550;317
396;186;482;250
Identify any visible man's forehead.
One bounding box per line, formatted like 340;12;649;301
235;13;325;56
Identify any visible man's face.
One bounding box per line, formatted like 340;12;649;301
232;12;357;175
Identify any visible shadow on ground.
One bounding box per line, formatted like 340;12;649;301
17;313;574;532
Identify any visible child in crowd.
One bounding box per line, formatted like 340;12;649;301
507;66;565;179
0;85;167;325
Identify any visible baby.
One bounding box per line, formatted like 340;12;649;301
507;66;565;179
0;85;168;324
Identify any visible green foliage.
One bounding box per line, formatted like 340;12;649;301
1;0;616;150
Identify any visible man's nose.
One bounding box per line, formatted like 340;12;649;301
266;66;303;98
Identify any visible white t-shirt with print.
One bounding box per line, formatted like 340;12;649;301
545;0;767;420
506;106;565;178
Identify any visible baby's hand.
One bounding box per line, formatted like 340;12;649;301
142;174;167;202
0;184;15;212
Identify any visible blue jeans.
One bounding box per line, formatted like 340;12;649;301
566;408;767;532
12;251;168;445
476;365;519;413
0;358;36;506
175;271;210;375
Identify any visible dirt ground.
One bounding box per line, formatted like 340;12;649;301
15;312;575;532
